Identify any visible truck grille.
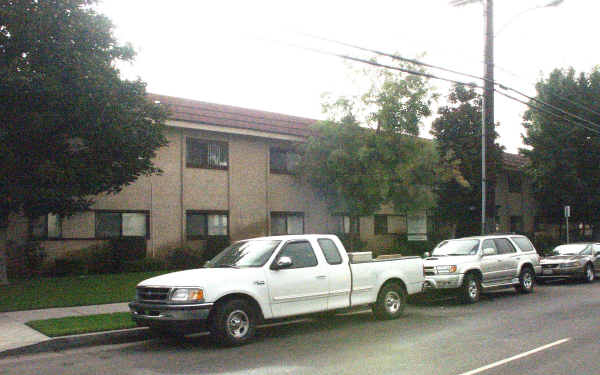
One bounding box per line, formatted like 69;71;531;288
542;264;559;269
424;266;436;276
136;287;171;302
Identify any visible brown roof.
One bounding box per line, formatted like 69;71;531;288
502;152;528;170
148;94;316;138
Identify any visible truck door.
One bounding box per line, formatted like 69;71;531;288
317;238;351;311
266;240;328;318
494;238;519;282
480;239;503;283
592;244;600;271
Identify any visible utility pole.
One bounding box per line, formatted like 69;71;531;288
481;0;494;235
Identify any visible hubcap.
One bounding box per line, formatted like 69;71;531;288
587;266;594;281
523;272;533;289
226;310;250;339
468;279;479;299
384;291;401;314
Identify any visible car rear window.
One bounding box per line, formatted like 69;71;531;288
511;237;534;252
317;238;343;265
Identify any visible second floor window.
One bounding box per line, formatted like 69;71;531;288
270;148;300;174
186;138;228;170
271;212;304;235
507;171;522;193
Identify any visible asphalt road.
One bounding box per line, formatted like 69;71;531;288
2;280;599;375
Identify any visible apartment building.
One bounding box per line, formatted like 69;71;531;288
3;94;538;260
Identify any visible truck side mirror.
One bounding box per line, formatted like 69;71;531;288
482;248;497;256
423;252;431;258
272;256;293;270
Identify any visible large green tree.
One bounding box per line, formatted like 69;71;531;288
299;62;446;219
431;84;504;237
0;0;168;224
522;67;600;238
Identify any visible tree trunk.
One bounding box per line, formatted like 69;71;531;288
0;228;8;285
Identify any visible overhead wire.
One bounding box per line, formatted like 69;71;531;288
296;34;600;134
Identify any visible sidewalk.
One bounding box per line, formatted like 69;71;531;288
0;303;131;354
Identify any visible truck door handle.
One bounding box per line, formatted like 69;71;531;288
316;275;327;279
497;260;502;262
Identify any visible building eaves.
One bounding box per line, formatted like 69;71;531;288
148;94;317;138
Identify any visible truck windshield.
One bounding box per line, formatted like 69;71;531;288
207;240;281;268
552;244;589;255
432;239;480;256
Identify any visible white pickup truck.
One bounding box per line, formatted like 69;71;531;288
130;234;424;345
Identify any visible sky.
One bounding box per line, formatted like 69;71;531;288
96;0;599;153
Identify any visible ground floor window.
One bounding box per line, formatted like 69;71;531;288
334;215;360;234
186;211;228;239
31;214;62;239
510;215;523;233
271;212;304;235
374;215;406;235
95;211;149;239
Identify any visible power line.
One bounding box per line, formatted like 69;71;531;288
297;34;600;133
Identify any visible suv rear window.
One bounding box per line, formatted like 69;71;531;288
511;237;534;252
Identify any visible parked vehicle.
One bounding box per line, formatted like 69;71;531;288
129;234;424;345
422;234;542;303
538;243;600;283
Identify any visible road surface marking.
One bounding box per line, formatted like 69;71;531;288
457;338;571;375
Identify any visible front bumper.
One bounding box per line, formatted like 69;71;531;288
129;301;214;333
423;274;464;290
537;265;584;279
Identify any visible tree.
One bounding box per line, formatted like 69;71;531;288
522;67;600;239
299;61;446;220
431;84;504;237
0;0;168;225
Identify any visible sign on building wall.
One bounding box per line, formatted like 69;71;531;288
407;212;427;241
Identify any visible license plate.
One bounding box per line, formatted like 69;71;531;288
543;269;553;275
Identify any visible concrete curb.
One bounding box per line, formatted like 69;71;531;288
0;327;152;359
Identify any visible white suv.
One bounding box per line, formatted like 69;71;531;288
423;234;542;303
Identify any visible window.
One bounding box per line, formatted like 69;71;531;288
334;215;359;234
271;212;304;235
510;216;523;233
482;239;497;255
276;241;318;269
511;237;534;252
508;171;522;193
186;138;228;169
494;238;517;254
374;215;405;235
374;215;388;235
318;238;343;265
96;211;148;239
186;211;228;239
32;214;62;239
270;148;300;174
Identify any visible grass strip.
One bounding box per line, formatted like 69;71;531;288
26;312;137;337
0;271;166;312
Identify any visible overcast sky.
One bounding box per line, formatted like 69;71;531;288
96;0;599;153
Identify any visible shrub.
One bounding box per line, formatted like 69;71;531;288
7;241;47;279
121;257;167;272
166;247;204;270
531;234;561;256
337;233;367;253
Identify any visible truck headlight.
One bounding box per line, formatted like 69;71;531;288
170;288;204;302
436;265;458;274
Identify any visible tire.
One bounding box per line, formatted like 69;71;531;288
460;273;481;304
516;267;534;294
372;283;406;320
208;299;257;346
583;263;595;283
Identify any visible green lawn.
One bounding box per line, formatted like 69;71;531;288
0;271;166;312
26;312;137;337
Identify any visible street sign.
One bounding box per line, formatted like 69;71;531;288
564;205;570;218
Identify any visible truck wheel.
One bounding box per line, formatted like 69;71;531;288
372;283;406;320
460;273;481;303
209;299;257;346
583;263;595;283
516;267;534;293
